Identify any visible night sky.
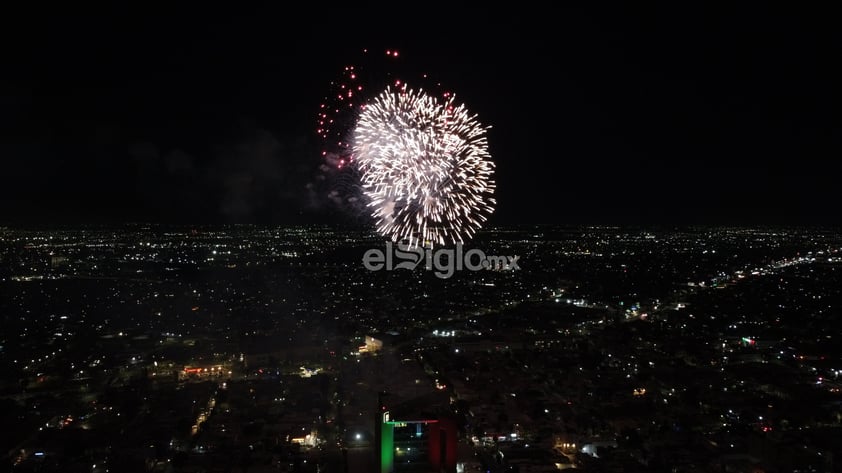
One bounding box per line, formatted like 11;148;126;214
1;4;840;225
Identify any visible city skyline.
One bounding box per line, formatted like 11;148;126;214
2;224;841;471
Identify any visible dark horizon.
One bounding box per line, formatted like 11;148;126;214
2;4;840;225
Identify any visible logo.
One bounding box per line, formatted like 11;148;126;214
362;242;520;279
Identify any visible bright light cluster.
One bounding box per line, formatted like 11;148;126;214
353;87;495;247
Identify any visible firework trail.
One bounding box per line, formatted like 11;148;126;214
353;87;495;247
313;49;404;217
316;49;404;169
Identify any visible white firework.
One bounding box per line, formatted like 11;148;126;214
353;87;495;247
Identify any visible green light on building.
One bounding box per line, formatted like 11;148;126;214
380;412;394;473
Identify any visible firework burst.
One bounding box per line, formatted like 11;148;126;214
354;87;495;247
